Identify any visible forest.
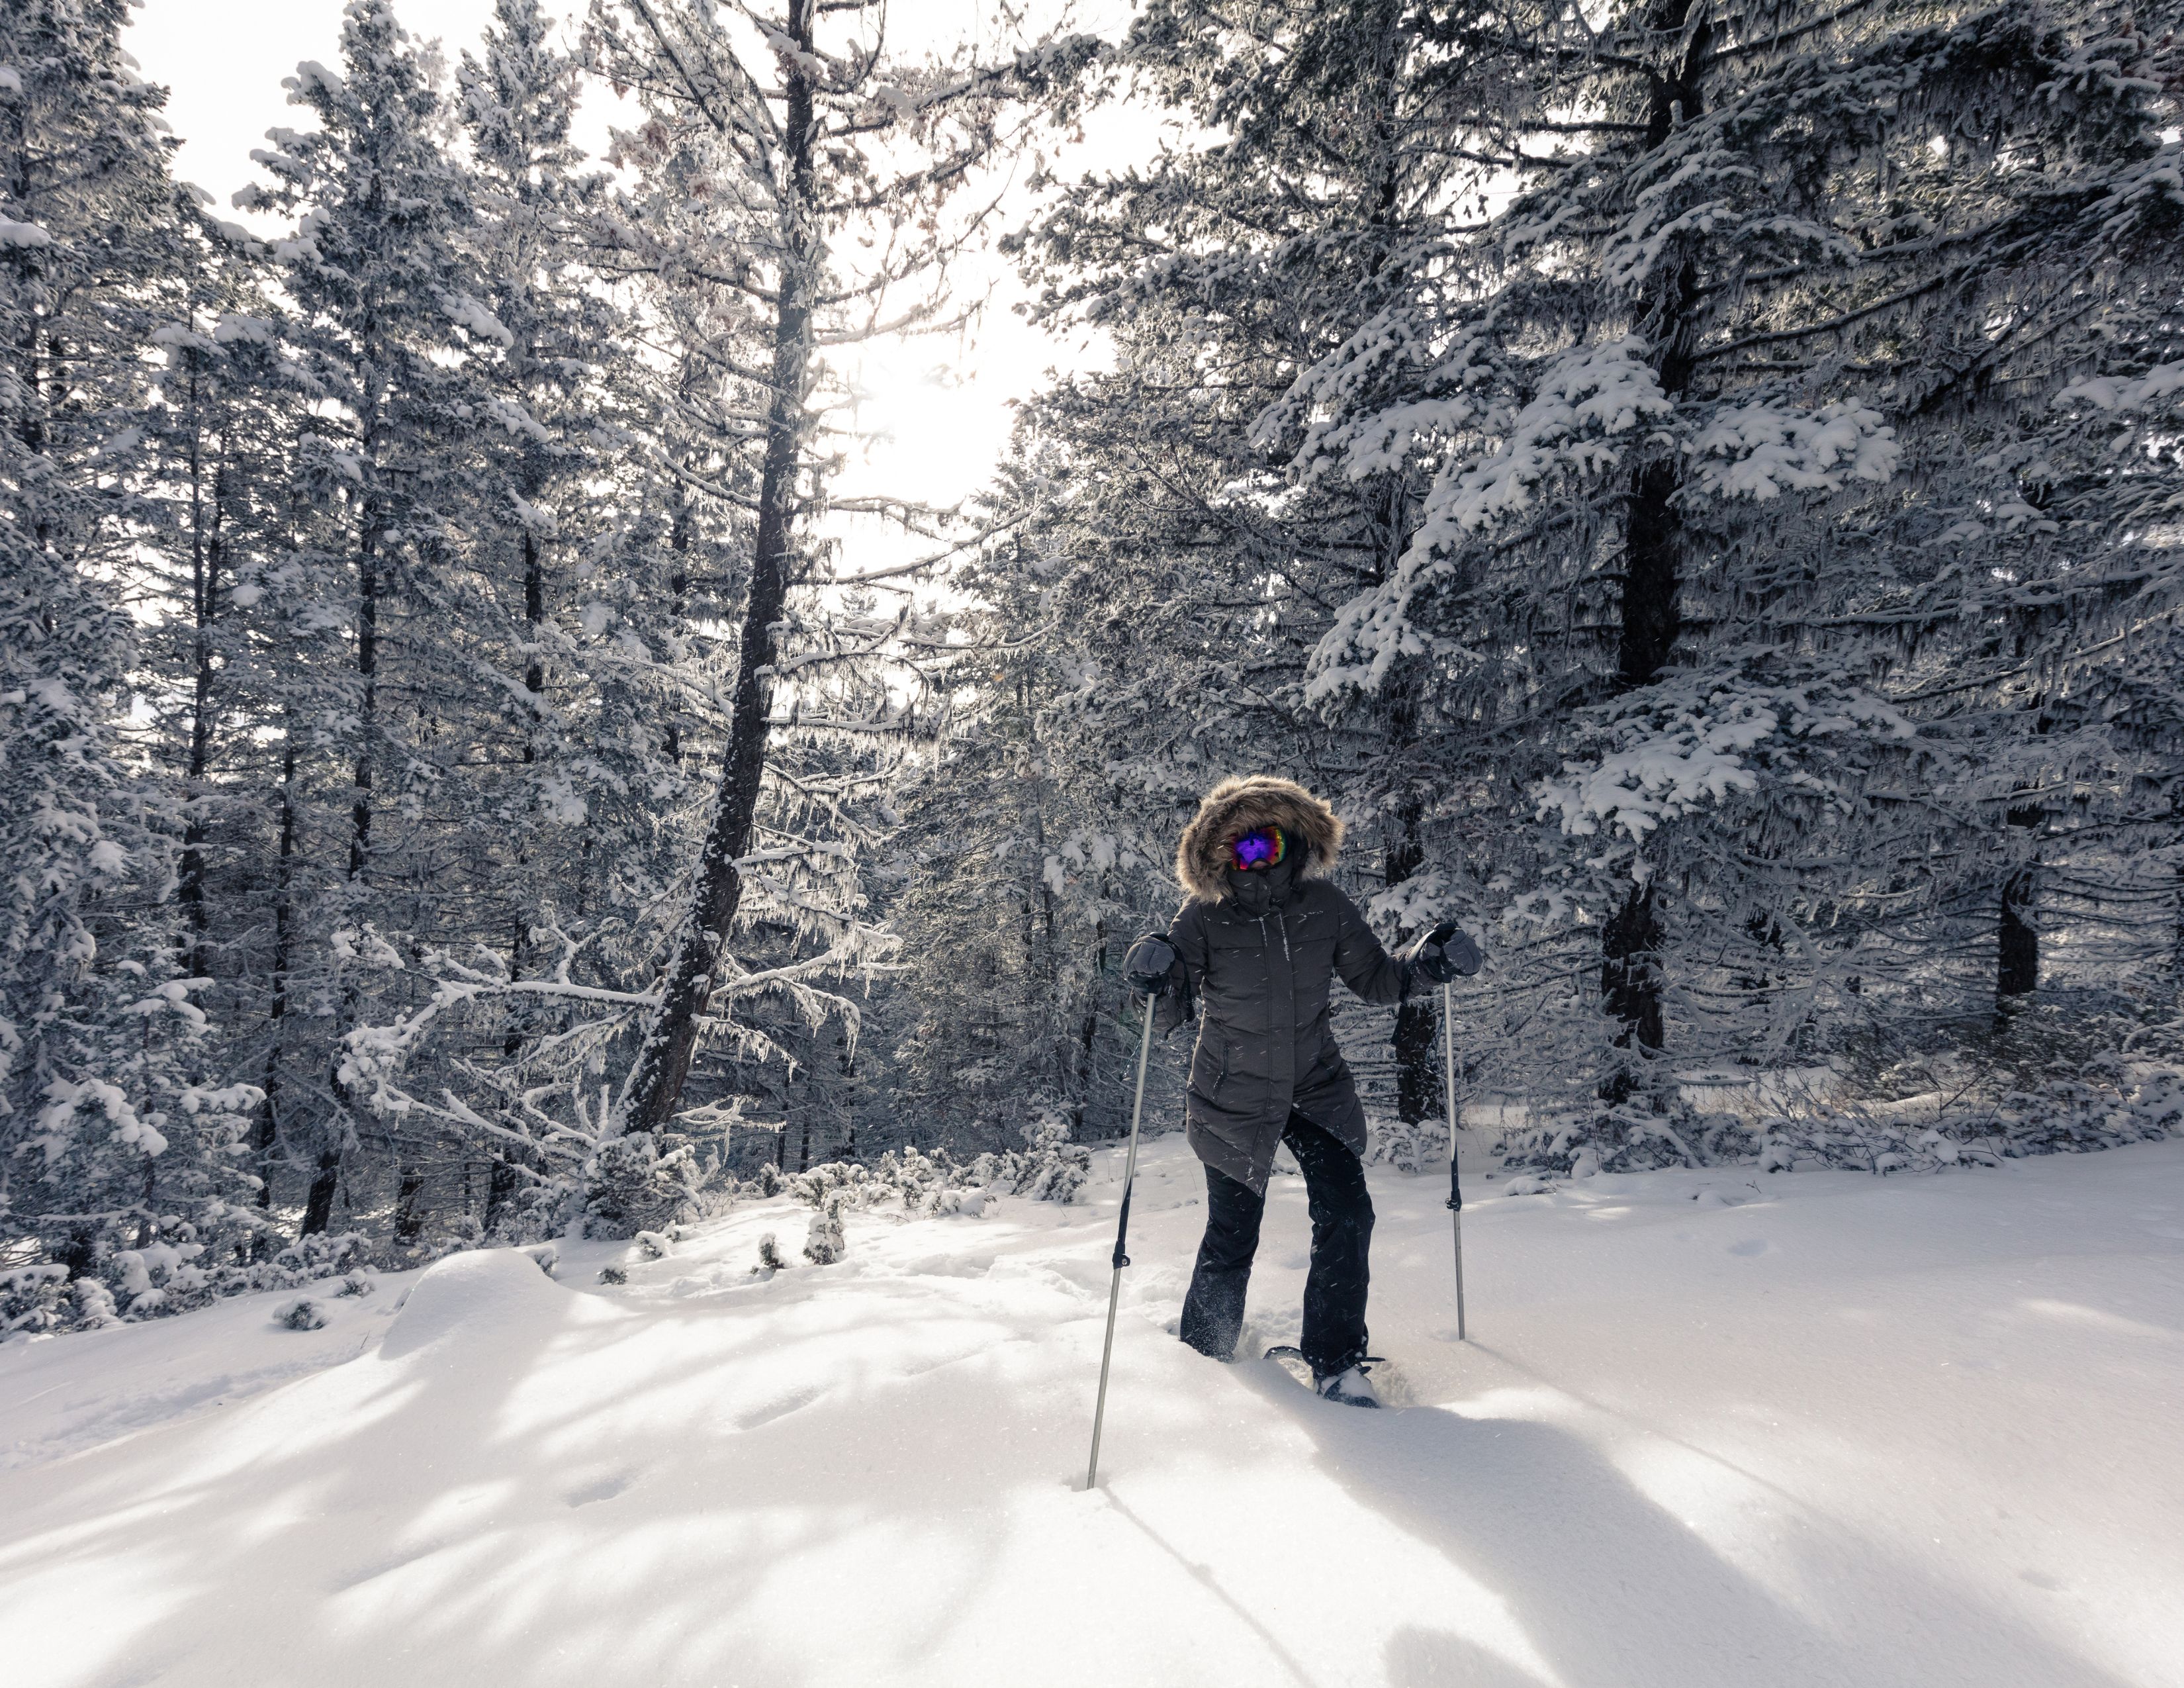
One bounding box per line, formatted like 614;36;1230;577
4;0;2181;1324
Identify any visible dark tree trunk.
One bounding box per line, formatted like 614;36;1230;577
252;741;298;1217
522;526;545;717
1598;7;1710;1076
487;517;550;1235
1076;899;1109;1133
60;1227;98;1282
484;1157;520;1234
1600;882;1666;1103
349;531;377;880
664;487;691;765
300;1149;342;1237
394;1160;428;1244
319;363;385;1231
1997;804;2043;1002
178;386;222;981
1618;459;1684;689
621;13;817;1135
1385;801;1438;1125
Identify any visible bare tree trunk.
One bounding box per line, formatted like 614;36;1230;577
393;1158;428;1243
308;393;383;1235
300;1150;342;1237
178;379;222;982
349;528;378;880
1601;882;1667;1103
1386;799;1438;1125
487;524;550;1233
621;8;817;1135
1598;3;1709;1086
251;739;298;1220
1997;804;2042;1004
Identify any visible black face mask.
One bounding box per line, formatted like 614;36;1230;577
1224;854;1298;916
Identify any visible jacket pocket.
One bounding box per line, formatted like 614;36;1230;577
1189;1030;1234;1108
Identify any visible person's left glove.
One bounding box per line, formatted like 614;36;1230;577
1405;920;1482;984
1122;934;1179;996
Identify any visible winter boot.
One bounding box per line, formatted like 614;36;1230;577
1312;1363;1382;1409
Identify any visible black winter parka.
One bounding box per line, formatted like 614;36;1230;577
1146;776;1418;1194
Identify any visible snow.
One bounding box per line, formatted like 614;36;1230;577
2056;359;2184;414
1306;337;1674;700
1537;677;1918;841
4;1133;2181;1687
1685;399;1900;501
440;290;516;348
1416;336;1672;544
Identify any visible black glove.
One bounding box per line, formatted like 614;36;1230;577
1123;934;1179;996
1407;920;1482;984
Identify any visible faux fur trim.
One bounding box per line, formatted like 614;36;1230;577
1175;776;1344;902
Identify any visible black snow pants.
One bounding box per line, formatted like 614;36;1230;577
1178;1111;1373;1378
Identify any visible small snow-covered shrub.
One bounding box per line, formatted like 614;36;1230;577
752;1232;788;1276
887;1143;942;1211
584;1134;699;1239
776;1111;1092;1221
788;1158;876;1210
208;1232;375;1299
633;1229;675;1260
481;1182;572;1247
927;1186;989;1218
1;1266;73;1336
1007;1110;1091;1204
517;1243;559;1278
1365;1112;1447;1175
803;1194;847;1265
336;1272;377;1297
74;1278;120;1329
279;1297;329;1331
1496;1056;2183;1178
598;1265;629;1286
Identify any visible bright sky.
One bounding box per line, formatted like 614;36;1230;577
122;0;1155;581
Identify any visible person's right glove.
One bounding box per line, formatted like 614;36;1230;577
1122;933;1179;996
1406;919;1482;984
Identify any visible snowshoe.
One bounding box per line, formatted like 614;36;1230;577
1313;1364;1383;1409
1264;1346;1385;1409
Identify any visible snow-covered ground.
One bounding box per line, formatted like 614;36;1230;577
5;1133;2181;1688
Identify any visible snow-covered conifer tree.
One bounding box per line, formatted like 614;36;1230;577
565;0;1095;1225
1259;0;2182;1143
1;1;258;1276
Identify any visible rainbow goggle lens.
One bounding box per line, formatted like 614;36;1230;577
1229;825;1288;872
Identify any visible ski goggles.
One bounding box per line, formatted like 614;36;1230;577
1229;825;1288;872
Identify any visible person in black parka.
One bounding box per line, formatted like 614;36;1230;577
1123;775;1479;1407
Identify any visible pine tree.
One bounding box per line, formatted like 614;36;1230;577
582;0;1096;1199
1270;0;2183;1140
235;0;514;1235
1;0;257;1275
991;0;1492;1131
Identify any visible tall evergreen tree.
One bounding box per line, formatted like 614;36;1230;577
1273;0;2183;1141
1;1;257;1276
581;0;1095;1207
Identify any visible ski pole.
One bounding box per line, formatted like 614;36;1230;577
1443;980;1467;1340
1085;994;1158;1491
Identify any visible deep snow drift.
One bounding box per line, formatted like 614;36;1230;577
4;1133;2181;1688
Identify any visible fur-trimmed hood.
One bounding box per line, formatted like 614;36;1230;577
1175;776;1344;902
